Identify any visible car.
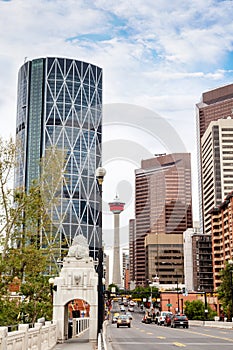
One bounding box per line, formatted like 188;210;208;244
120;306;126;312
112;312;119;324
157;311;173;326
117;315;131;328
128;306;134;312
164;313;173;327
171;314;189;328
126;312;133;320
141;312;152;324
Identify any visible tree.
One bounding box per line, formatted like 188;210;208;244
217;262;233;320
184;300;216;320
0;137;64;326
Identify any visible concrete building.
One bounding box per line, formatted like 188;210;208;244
184;223;213;293
196;83;233;233
183;227;195;292
133;153;193;286
191;233;213;292
129;219;135;283
122;249;130;290
14;57;103;265
201;118;233;235
210;192;233;290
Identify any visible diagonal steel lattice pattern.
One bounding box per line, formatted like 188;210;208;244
15;57;103;266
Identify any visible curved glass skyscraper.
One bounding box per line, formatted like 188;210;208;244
15;57;103;263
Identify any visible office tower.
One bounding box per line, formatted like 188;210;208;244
134;153;193;286
14;57;103;264
196;83;233;233
108;196;125;286
122;248;129;290
129;219;135;283
202;118;233;234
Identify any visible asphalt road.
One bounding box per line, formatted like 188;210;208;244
108;306;233;350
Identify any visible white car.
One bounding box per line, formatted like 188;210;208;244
157;311;173;326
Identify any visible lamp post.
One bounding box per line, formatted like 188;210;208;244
95;167;106;335
229;259;233;322
176;275;180;313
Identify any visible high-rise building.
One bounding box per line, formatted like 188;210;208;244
133;153;193;286
210;192;233;290
129;219;135;283
184;223;214;293
202;118;233;234
14;57;103;264
196;83;233;233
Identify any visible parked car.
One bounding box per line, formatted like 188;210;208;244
164;313;173;327
171;314;189;328
157;311;173;326
117;315;131;328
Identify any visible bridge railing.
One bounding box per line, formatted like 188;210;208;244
0;321;57;350
72;317;90;338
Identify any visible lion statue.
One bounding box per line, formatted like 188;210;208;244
67;235;89;260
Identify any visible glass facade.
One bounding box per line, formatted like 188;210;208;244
15;57;103;263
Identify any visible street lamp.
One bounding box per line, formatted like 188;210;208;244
228;259;233;322
176;275;180;313
95;167;106;335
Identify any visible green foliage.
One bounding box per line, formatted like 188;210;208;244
184;299;216;320
0;138;62;326
217;262;233;318
131;286;160;300
108;284;120;294
0;298;21;327
19;275;52;323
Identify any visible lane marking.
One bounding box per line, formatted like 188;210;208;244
156;336;166;339
183;328;233;343
173;342;186;347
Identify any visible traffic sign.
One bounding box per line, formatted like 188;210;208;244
167;303;172;307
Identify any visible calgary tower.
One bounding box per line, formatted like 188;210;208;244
108;195;125;287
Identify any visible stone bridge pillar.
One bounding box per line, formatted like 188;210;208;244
52;235;98;343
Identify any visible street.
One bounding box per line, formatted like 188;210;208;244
107;308;233;350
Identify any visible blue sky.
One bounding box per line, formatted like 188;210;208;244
1;0;233;247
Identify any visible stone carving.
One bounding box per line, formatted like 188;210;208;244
67;235;89;260
74;274;81;285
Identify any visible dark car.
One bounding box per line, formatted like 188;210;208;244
164;313;173;327
117;315;131;328
141;313;152;324
171;314;189;328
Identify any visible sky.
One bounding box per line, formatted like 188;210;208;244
1;0;233;249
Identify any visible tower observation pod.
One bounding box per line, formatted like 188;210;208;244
108;195;125;287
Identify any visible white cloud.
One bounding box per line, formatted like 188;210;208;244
1;0;233;230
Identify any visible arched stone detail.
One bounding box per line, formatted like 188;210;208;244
52;236;98;343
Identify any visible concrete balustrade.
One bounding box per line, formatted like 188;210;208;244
0;321;57;350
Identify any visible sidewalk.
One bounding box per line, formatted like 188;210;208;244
53;331;97;350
